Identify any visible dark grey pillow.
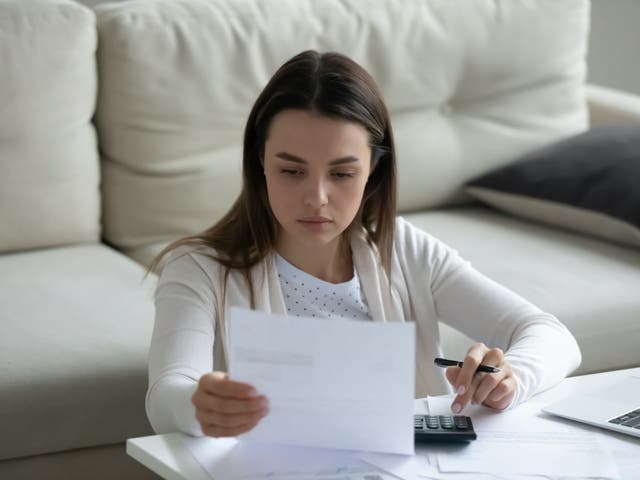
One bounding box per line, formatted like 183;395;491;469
465;124;640;248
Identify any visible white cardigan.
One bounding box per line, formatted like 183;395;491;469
146;217;581;436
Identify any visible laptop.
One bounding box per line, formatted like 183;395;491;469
542;370;640;438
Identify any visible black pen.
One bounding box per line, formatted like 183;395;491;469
434;357;501;373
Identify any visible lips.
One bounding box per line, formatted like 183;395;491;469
298;216;332;223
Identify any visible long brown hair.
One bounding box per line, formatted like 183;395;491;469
148;50;397;304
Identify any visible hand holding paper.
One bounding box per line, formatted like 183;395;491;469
227;307;416;454
190;371;269;438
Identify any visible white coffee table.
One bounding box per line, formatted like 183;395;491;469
128;367;640;480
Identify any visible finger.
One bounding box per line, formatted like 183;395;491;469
471;348;507;404
484;390;515;410
192;389;269;416
451;372;483;413
199;372;258;399
484;377;517;410
445;366;460;387
455;343;489;397
208;394;269;415
479;347;504;370
196;408;267;430
485;391;515;411
201;417;262;438
484;380;511;404
473;372;505;405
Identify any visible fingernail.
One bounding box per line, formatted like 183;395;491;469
452;402;462;414
248;388;258;397
456;385;466;396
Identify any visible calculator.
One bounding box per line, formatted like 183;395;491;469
414;414;477;442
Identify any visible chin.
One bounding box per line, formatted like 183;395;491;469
295;226;342;245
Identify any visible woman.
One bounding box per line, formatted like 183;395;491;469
146;50;581;438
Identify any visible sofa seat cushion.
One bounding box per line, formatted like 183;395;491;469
404;207;640;375
0;245;156;461
124;241;172;272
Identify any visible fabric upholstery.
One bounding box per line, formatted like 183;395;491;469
95;0;589;251
405;207;640;375
0;245;156;460
0;443;160;480
0;0;100;253
587;84;640;127
124;241;171;272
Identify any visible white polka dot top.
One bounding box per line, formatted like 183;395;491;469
275;254;371;321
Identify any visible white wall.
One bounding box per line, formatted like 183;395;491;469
588;0;640;95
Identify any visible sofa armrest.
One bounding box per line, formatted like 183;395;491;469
587;84;640;127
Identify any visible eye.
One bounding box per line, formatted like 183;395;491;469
280;168;304;177
331;171;355;179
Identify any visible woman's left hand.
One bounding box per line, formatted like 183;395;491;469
445;343;516;413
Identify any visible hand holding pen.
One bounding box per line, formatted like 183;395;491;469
434;357;501;373
435;344;517;414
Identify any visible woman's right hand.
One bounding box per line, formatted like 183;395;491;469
191;371;269;437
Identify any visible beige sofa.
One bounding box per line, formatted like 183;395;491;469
1;0;639;478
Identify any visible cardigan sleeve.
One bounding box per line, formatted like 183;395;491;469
145;248;217;436
397;217;582;406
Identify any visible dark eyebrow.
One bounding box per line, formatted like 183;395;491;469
275;152;360;166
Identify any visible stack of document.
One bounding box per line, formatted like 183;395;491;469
359;397;622;480
188;307;415;479
185;308;623;480
227;307;416;454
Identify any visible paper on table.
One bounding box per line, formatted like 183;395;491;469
358;400;554;480
186;436;392;480
427;396;620;478
359;446;556;480
427;396;570;432
358;445;439;480
600;432;640;480
541;403;640;480
437;430;619;478
227;307;415;455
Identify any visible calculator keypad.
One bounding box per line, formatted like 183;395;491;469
414;414;477;442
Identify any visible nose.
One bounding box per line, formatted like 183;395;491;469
303;175;328;208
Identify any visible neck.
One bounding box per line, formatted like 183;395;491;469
275;235;353;284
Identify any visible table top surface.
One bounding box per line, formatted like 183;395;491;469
128;367;640;480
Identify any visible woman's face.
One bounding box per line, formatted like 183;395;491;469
263;109;371;252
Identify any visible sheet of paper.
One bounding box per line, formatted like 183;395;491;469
601;433;640;480
427;396;620;478
359;446;559;480
358;445;439;480
186;436;397;480
427;395;575;433
227;307;415;455
436;430;619;478
544;405;640;480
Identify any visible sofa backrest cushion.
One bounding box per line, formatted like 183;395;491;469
0;0;100;253
95;0;589;252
